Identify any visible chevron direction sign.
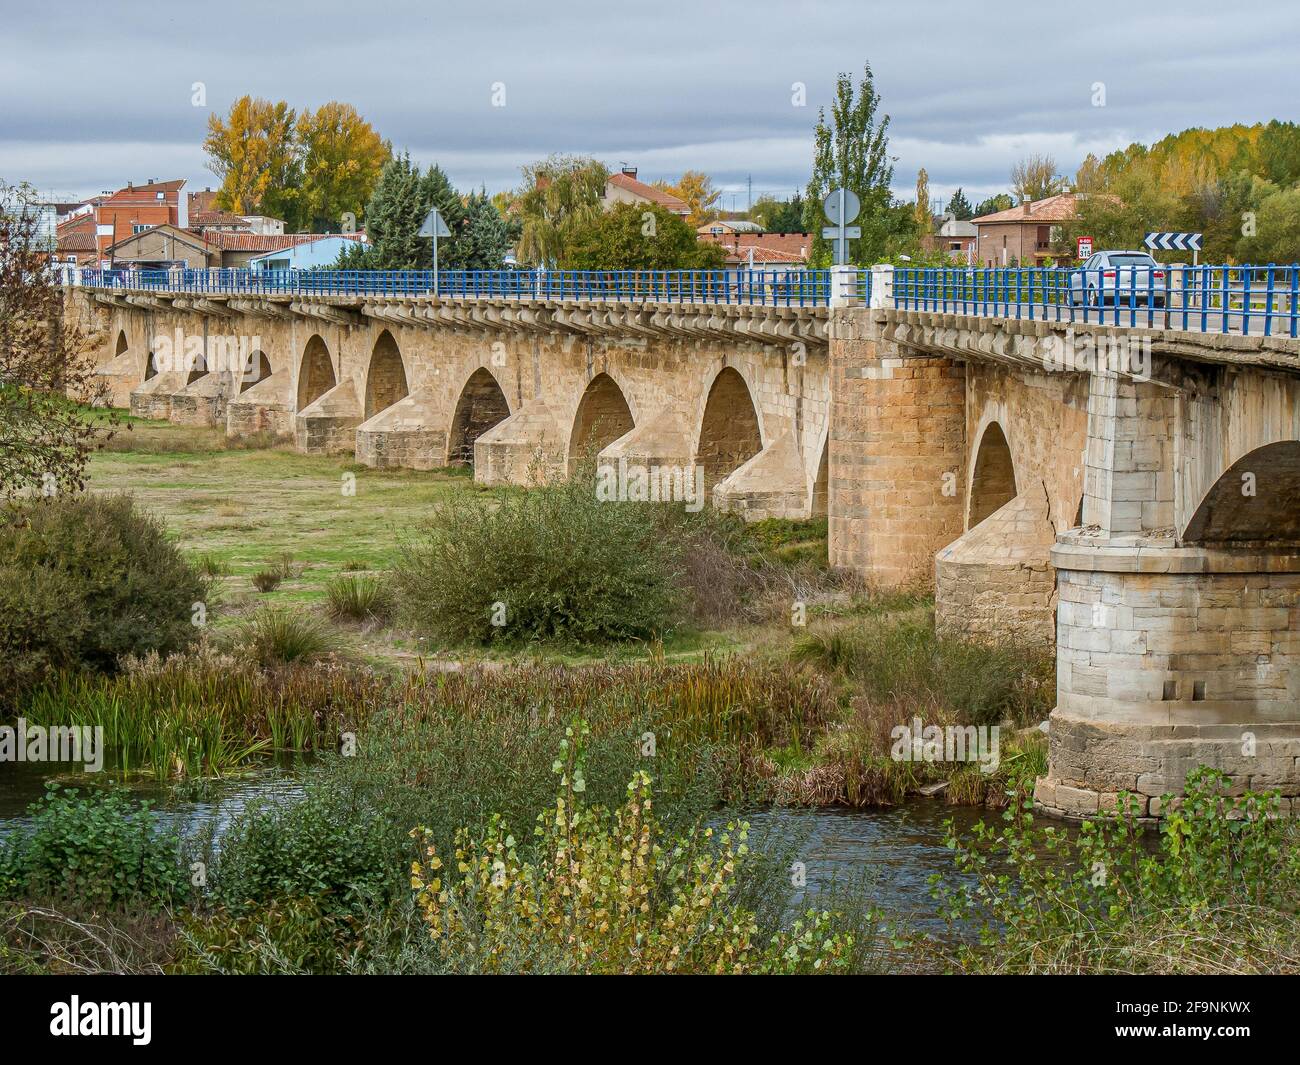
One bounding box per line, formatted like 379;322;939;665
1144;231;1202;252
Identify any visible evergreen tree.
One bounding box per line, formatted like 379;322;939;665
459;189;516;269
946;187;973;220
802;62;895;267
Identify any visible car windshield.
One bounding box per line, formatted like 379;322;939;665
1107;254;1157;267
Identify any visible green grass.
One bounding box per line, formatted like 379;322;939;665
85;413;502;621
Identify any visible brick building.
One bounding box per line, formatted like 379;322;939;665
971;193;1078;267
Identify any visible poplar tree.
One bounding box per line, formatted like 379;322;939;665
802;63;895;267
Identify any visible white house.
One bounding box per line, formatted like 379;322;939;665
246;235;367;271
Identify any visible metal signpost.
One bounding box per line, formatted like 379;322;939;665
418;207;452;294
822;187;861;265
1145;231;1202;266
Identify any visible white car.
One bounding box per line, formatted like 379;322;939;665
1069;250;1166;308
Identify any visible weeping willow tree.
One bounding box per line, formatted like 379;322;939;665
513;155;609;267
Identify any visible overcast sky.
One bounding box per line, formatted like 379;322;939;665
3;0;1296;212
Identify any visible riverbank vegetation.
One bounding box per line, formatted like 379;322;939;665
4;417;1290;974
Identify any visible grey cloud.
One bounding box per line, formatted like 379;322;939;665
2;0;1295;206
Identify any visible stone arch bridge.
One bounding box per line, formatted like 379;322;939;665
68;273;1300;817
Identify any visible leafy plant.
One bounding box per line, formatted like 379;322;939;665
0;789;190;910
934;768;1300;973
408;722;865;974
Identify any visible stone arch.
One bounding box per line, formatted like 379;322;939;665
297;334;335;411
968;421;1017;528
115;330;129;358
568;372;634;474
812;434;829;518
240;349;272;393
364;330;409;420
1182;440;1300;543
448;367;511;467
697;367;762;497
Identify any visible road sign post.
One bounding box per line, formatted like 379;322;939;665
419;207;452;294
1077;235;1093;259
822;187;861;266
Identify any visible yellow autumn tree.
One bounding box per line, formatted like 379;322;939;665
296;102;391;232
656;171;721;228
203;96;300;220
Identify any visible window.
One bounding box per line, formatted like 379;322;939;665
132;223;153;234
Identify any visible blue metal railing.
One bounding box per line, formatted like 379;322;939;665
72;267;832;307
892;264;1300;337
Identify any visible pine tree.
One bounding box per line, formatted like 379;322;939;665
802;63;894;267
459;189;515;269
947;187;973;220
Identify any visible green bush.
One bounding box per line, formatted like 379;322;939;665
0;494;207;699
392;473;682;645
936;767;1300;973
0;788;191;910
793;613;1054;727
208;784;398;915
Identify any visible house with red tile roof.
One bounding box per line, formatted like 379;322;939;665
971;193;1080;267
602;167;689;217
697;227;811;270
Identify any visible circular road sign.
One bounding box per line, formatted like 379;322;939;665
823;187;861;225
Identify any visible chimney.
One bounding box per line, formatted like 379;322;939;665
148;178;155;184
621;166;637;179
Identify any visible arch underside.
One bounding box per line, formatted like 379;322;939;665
1182;441;1300;543
697;367;761;497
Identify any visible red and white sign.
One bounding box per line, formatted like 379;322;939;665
1076;235;1094;259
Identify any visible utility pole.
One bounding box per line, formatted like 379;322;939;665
747;174;752;214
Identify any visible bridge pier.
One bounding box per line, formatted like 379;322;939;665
355;391;448;469
295;380;363;455
1037;537;1300;817
828;310;965;587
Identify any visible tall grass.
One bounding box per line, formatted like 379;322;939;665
18;652;832;784
325;575;392;622
791;613;1054;728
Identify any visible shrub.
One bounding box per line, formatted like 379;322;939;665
325;574;392;622
0;494;207;699
792;613;1054;728
172;897;361;975
936;767;1300;974
392;473;682;645
251;569;282;593
0;788;191;910
209;784;398;915
194;553;229;577
232;608;342;666
408;723;865;974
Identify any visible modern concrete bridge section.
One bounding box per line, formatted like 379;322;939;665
830;305;1300;817
72;282;1300;815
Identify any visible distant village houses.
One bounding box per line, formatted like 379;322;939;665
53;177;363;269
